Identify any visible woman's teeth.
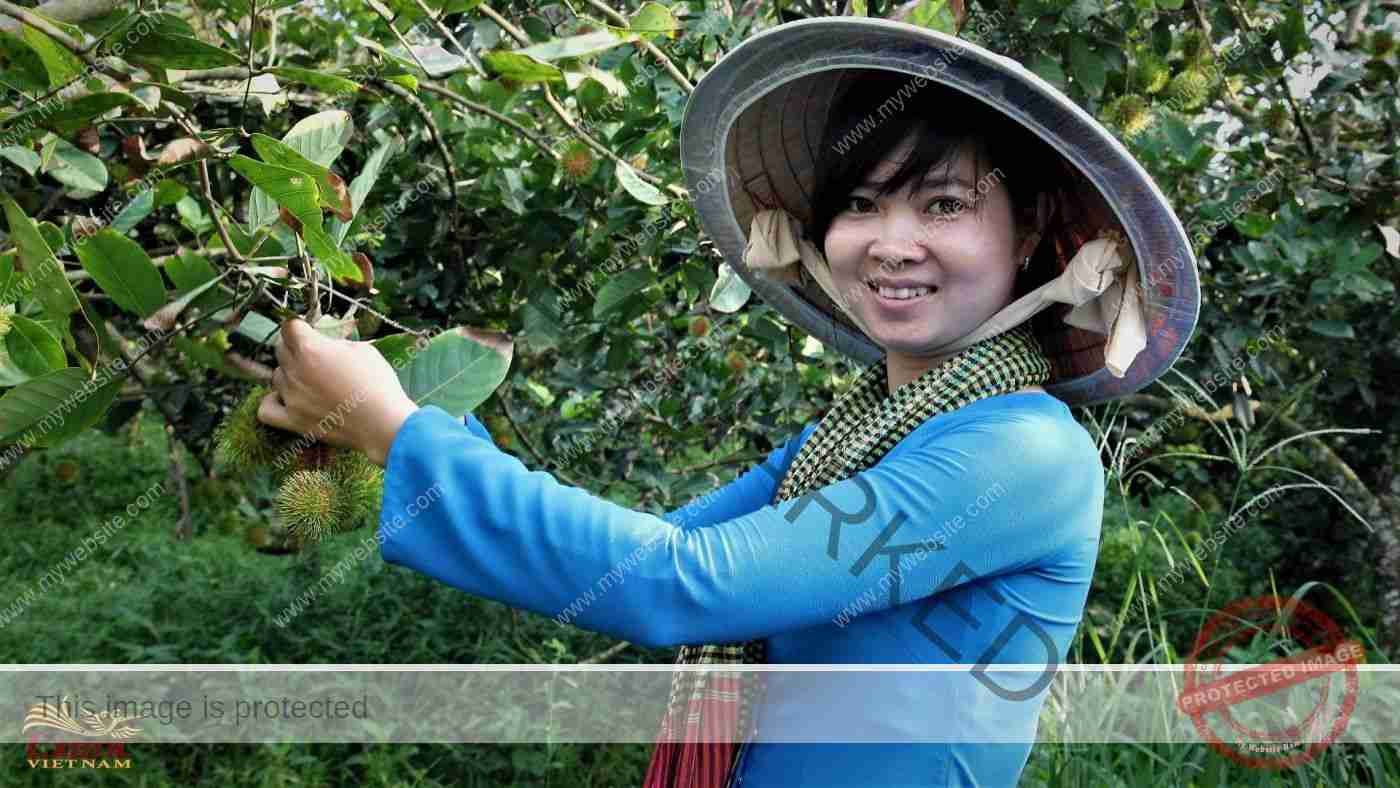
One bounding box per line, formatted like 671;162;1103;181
868;282;934;300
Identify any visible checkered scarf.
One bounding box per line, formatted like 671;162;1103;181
641;325;1051;788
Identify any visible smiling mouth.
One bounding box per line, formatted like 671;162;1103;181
866;281;938;301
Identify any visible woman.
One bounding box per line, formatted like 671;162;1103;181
257;16;1198;788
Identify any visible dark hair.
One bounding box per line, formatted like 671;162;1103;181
806;70;1067;299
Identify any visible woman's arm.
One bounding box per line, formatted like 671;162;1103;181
378;404;1102;647
460;412;808;529
660;423;817;530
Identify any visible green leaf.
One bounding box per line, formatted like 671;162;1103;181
73;230;167;318
229;155;361;283
627;2;680;36
249;133;352;220
907;0;960;34
615;160;668;206
517;30;635;62
1308;320;1354;339
388;43;468;78
109;188;156;234
172;335;238;376
386;74;419;92
0;30;49;93
370;333;422;368
248;110;354;228
0;146;41;176
1;193;81;320
1279;8;1309;61
5;315;65;376
1069;37;1107;98
709;262;752;313
18;23;83;87
268;66;362;96
43;138;108;192
0;367;122;449
37;222;64;255
174;194;210;233
25;92;142;137
234;311;280;344
0;252;17;302
331;135;403;244
481;51;565;83
592;268;655;319
1027;55;1067;89
524;378;555;407
123;31;243;69
153;179;188;208
393;327;514;418
164;251;226;316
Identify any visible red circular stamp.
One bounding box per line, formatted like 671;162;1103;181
1178;595;1363;769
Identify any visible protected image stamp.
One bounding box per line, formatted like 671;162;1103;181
1177;595;1363;769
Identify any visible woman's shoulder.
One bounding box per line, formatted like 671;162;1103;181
907;391;1101;466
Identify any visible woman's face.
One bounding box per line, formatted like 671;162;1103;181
822;134;1035;361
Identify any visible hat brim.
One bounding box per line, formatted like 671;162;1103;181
680;17;1199;407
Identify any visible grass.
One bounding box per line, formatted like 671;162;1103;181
1;407;1395;786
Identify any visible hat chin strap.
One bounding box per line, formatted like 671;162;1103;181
742;208;1148;378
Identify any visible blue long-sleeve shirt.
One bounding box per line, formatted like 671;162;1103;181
377;391;1104;787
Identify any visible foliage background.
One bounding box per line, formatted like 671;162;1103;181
0;0;1397;784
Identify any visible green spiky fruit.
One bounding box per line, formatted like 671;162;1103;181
214;386;302;474
277;469;348;546
208;329;231;352
1132;52;1171;94
689;316;711;338
724;350;749;375
1166;68;1212;110
327;451;384;532
1179;29;1211;64
560;142;596;181
1106;94;1155;138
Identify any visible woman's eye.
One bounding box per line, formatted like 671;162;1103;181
927;197;966;216
845;196;876;214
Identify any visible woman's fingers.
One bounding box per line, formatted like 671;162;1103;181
257;390;295;431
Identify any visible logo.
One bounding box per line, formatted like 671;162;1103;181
1178;595;1362;769
23;695;139;770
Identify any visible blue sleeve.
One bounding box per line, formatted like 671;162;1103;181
378;405;1101;648
463;413;494;445
660;423;817;530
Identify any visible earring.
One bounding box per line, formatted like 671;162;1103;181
1021;255;1032;271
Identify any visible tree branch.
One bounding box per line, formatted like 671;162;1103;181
580;0;693;92
372;77;460;232
0;0;121;33
418;82;558;159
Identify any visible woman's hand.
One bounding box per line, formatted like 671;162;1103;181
257;318;420;467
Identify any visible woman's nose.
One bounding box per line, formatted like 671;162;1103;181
868;215;929;266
